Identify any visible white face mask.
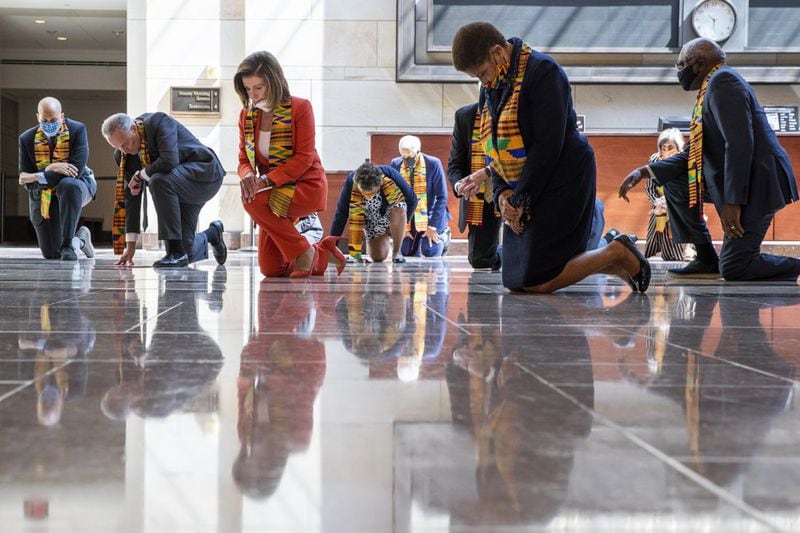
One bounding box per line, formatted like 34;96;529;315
252;99;272;112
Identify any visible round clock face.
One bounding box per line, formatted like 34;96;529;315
692;0;737;42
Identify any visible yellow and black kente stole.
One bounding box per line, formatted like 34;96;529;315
112;119;150;254
399;156;428;232
347;175;404;256
466;107;498;226
479;43;533;189
33;122;70;219
243;102;296;217
687;63;724;213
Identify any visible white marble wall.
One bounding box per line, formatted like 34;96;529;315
127;0;800;237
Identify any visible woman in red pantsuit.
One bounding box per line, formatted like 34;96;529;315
234;51;344;278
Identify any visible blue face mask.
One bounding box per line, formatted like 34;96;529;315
40;121;61;137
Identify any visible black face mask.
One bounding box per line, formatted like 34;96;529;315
677;63;698;91
403;156;417;167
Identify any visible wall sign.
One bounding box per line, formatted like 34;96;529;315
763;105;799;133
170;87;220;116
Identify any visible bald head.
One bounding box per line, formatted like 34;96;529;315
681;38;726;66
676;38;726;92
36;96;64;133
37;97;62;116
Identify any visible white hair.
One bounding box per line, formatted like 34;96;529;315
398;135;421;153
101;113;134;138
657;128;685;151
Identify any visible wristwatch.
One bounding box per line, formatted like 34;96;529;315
258;173;271;186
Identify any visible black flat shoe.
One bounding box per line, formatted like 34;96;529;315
208;220;227;265
153;253;189;268
392;255;406;264
614;233;651;293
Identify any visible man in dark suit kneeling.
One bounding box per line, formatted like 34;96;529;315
102;112;227;268
18;97;96;260
619;38;800;282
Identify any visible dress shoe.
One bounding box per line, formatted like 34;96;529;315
60;245;77;261
207;220;227;265
392;255;406;264
76;226;94;258
153;253;189;268
666;259;720;280
613;233;651;293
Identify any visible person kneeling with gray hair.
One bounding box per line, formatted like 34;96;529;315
101;111;227;268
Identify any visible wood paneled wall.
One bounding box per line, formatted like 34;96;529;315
362;133;800;241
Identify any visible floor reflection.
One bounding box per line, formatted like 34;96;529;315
234;286;326;499
0;253;799;531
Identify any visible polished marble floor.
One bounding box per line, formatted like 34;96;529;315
1;247;799;532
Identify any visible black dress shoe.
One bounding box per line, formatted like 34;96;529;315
207;220;227;265
153;253;189;268
666;259;720;280
613;233;651;293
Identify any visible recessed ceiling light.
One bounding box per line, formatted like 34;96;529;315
112;30;124;36
34;19;46;24
56;36;67;41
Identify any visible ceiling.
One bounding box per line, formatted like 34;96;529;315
0;4;126;53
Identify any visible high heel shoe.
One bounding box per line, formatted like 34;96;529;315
290;247;319;278
311;242;330;276
318;236;346;276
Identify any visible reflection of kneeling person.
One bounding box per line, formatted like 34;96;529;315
330;161;416;263
102;112;227;267
18;97;96;260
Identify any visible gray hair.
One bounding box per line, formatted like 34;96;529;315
101;113;134;138
657;128;685;151
398;135;421;153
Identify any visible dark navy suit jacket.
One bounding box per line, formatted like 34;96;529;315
19;117;97;198
114;112;224;234
650;66;798;215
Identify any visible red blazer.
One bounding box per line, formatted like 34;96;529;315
237;96;327;209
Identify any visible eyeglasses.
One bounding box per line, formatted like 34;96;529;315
675;59;701;71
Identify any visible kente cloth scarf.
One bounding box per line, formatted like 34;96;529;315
243;103;296;217
347;175;404;256
399;155;428;232
466;107;498;227
688;63;724;211
112;119;150;254
33;122;70;219
480;42;532;191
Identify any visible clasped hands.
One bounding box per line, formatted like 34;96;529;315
240;172;271;203
454;167;489;200
18;162;79;185
498;190;524;235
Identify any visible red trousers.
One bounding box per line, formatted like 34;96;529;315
244;190;319;277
